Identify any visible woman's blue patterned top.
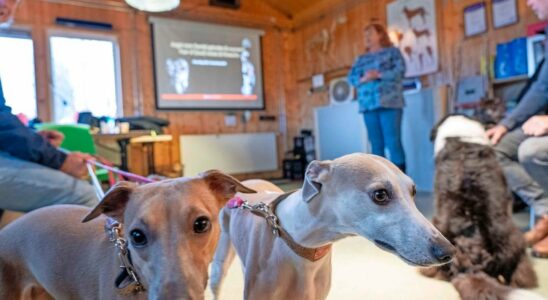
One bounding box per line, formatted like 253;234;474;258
348;47;406;112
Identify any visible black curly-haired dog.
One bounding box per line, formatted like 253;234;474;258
421;115;538;300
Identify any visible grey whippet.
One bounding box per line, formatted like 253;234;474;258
210;153;455;300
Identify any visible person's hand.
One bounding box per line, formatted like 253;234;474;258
360;70;381;82
366;70;381;80
60;152;93;179
522;115;548;137
486;125;508;145
38;130;64;148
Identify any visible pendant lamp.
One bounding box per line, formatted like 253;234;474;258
125;0;180;12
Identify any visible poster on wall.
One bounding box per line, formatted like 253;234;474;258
492;0;518;28
464;3;487;37
387;0;438;78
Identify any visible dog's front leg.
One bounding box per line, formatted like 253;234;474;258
210;210;236;299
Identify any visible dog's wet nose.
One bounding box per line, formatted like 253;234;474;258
430;237;455;264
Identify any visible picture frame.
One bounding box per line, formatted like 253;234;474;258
464;2;487;37
386;0;439;77
492;0;519;29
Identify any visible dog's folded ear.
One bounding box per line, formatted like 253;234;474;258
201;170;257;203
82;181;137;223
302;160;331;202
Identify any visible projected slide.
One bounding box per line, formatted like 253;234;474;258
151;18;264;110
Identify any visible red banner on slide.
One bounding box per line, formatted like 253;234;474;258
162;94;257;101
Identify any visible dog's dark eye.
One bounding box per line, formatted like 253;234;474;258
130;229;147;247
412;185;417;197
193;216;211;234
373;189;389;204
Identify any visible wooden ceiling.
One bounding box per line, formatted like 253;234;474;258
260;0;357;28
260;0;318;18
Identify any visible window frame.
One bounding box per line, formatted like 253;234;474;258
46;28;123;122
0;27;38;119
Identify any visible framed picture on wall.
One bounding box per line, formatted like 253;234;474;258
386;0;439;77
492;0;518;29
464;2;487;37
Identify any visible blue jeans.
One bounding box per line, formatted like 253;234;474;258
0;152;99;212
363;108;406;166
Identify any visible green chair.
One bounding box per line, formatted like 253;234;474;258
35;123;110;181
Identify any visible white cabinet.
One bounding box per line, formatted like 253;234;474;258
314;102;369;161
314;88;444;192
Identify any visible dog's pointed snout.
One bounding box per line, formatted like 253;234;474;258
430;238;455;264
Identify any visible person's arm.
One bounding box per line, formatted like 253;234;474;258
522;115;548;137
500;61;548;130
0;79;67;169
379;47;406;82
347;56;364;87
0;112;67;169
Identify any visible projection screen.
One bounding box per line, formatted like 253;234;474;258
150;17;265;110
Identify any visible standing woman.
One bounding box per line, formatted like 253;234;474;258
348;23;407;172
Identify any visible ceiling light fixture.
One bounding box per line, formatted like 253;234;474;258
125;0;180;12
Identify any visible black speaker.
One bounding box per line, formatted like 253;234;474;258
209;0;240;9
283;159;305;180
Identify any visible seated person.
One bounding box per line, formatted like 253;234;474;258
488;115;548;257
0;0;98;219
0;0;98;221
0;79;99;216
486;0;548;258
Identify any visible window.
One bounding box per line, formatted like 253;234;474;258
49;34;121;123
0;31;37;119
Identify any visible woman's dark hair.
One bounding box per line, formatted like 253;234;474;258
364;23;393;52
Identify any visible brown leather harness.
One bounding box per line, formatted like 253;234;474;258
231;192;332;262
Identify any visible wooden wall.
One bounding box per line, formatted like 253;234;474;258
287;1;384;142
12;0;292;177
134;0;292;177
285;0;539;146
10;0;540;177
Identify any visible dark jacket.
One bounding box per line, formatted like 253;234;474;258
0;78;66;169
500;41;548;130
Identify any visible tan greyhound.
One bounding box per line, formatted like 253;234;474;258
210;154;455;300
0;170;255;300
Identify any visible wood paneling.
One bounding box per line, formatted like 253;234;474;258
133;0;291;176
261;0;316;19
293;0;376;29
286;1;384;149
286;0;539;149
8;0;540;177
12;0;291;177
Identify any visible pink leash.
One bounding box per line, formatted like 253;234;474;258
89;160;154;184
59;148;155;199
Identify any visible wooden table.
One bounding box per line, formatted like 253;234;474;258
130;135;173;175
93;130;151;171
